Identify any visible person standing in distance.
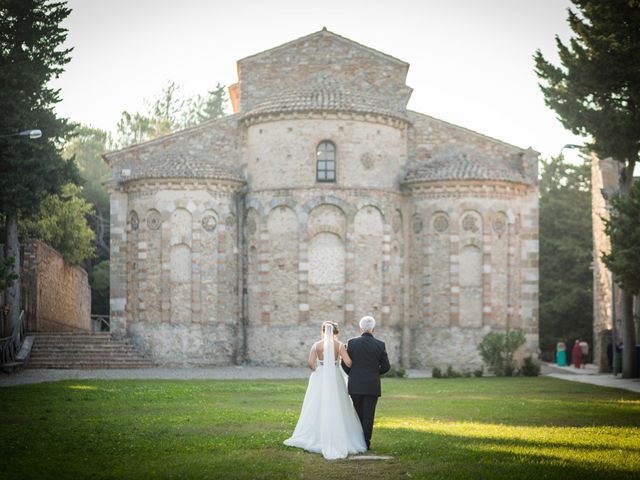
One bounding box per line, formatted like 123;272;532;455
341;315;390;450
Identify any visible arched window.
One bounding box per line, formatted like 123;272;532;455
316;141;336;182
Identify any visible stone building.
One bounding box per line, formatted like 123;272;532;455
105;29;540;368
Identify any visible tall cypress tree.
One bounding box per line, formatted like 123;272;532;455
0;0;77;334
535;0;640;377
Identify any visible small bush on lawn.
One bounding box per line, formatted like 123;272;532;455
384;366;406;378
520;356;541;376
477;330;525;376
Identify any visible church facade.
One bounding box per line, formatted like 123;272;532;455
105;30;540;368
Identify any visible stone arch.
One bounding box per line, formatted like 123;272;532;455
354;205;384;319
303;196;354;221
308;203;347;240
353;199;386;223
267;205;298;325
429;209;451;327
200;208;219;324
170;208;192;247
308;232;345;325
170;243;192;325
459;244;483;328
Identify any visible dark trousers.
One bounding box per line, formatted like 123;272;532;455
350;394;378;449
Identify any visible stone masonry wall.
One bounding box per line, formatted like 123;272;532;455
21;240;91;332
112;179;243;366
591;155;622;371
244;187;406;367
236;30;412;116
407;181;539;370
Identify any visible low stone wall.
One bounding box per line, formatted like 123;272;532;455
21;241;91;332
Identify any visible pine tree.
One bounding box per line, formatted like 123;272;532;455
539;155;593;356
0;0;77;334
535;0;640;377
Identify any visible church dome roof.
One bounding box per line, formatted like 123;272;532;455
125;152;244;183
403;155;527;185
242;76;407;121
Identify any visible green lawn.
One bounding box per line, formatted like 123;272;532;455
0;377;638;479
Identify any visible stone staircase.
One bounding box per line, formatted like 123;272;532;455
27;332;155;369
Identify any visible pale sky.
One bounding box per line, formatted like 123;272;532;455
52;0;586;162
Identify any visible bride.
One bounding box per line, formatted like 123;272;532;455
284;321;367;459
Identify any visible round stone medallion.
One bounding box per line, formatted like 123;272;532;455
202;215;218;232
146;210;161;230
492;214;507;235
462;214;480;233
360;152;375;170
433;214;449;234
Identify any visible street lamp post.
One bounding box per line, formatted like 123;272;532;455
0;129;42;139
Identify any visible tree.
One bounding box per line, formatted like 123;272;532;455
477;330;526;376
20;183;96;267
89;260;109;316
115;81;185;149
115;81;229;149
603;182;640;295
534;0;640;377
63;125;111;262
538;155;593;358
0;0;77;333
187;83;228;124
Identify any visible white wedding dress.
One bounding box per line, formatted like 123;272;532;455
284;324;367;459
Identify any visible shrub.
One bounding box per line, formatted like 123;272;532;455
432;367;442;378
383;366;406;378
478;330;526;376
473;366;484;377
520;356;541;377
446;365;462;378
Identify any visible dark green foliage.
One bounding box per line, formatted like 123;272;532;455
446;365;462;378
382;365;406;378
478;330;526;376
535;1;639;377
20;184;96;266
432;367;442;378
63;125;111;262
473;366;484;377
89;260;109;315
520;356;542;377
534;1;640;177
0;0;78;217
0;255;18;291
538;155;593;355
602;181;640;295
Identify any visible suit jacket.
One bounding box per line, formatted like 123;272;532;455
342;333;390;397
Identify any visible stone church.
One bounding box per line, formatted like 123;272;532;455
105;29;540;368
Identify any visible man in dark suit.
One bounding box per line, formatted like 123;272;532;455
341;315;390;450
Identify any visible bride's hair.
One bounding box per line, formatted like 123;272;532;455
321;321;339;335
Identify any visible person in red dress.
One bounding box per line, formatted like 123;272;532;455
572;340;582;369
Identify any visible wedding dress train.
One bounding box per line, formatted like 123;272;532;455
284;324;367;459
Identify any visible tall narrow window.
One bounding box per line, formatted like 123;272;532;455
316;141;336;182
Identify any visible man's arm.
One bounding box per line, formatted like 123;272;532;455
341;340;352;374
379;344;390;375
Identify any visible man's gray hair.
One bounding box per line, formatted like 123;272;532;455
359;315;376;332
